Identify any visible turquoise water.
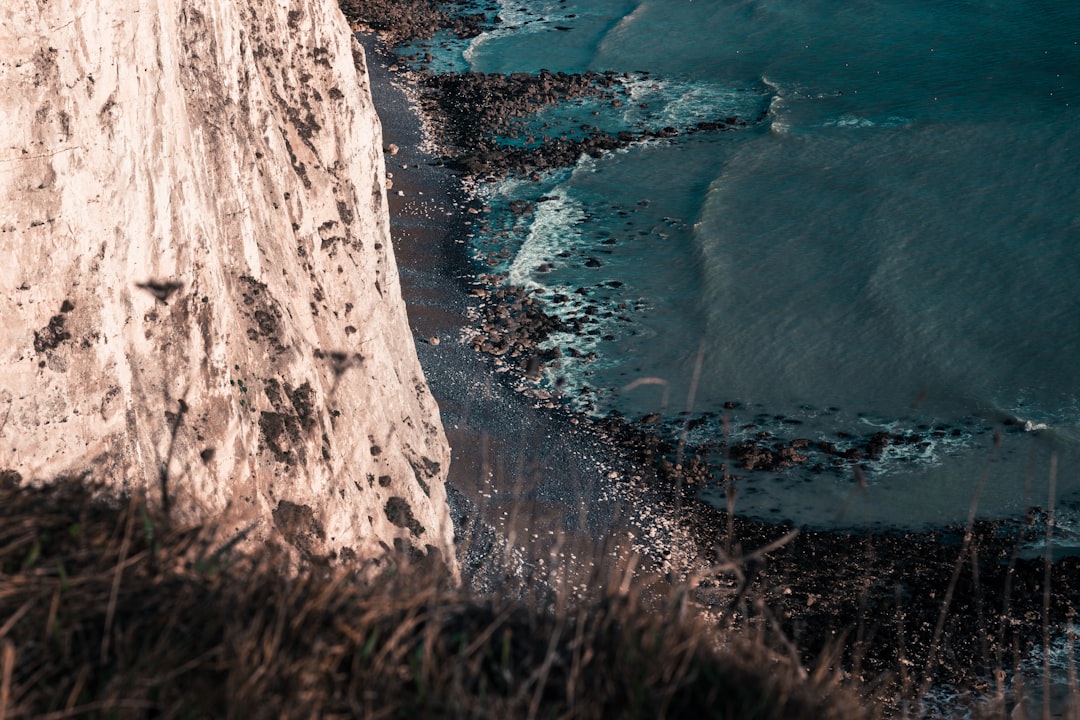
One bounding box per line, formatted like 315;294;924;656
404;0;1080;534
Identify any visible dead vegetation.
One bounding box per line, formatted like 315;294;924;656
0;479;869;719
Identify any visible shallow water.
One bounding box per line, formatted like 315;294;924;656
403;0;1080;537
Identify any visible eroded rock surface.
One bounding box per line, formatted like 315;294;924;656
0;0;454;571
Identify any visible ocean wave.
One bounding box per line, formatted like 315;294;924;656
507;188;587;288
463;0;611;69
853;417;977;475
499;157;637;394
473;144;705;413
822;113;912;129
1019;507;1080;559
595;0;646;58
462;30;494;67
466;0;646;69
1001;394;1080;441
494;0;583;34
620;76;767;129
470;170;570;278
761;76;917;134
507;74;768;148
461;0;548;66
760;75;789;134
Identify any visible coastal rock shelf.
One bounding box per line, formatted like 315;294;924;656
0;0;455;570
346;6;1080;700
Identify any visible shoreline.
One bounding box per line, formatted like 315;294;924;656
358;32;710;591
354;24;1080;709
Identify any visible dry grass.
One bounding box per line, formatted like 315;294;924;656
0;478;870;719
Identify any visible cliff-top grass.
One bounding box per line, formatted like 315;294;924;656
0;477;875;719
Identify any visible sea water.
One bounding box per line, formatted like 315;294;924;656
402;0;1080;538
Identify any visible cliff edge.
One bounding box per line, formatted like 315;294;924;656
0;0;455;570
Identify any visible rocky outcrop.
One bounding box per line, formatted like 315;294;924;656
0;0;455;571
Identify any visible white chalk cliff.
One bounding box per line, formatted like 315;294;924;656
0;0;455;569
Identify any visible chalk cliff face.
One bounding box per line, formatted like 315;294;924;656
0;0;454;569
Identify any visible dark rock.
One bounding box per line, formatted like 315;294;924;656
33;315;69;353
